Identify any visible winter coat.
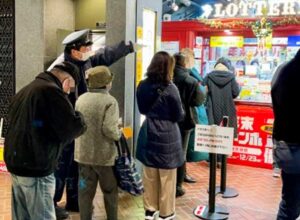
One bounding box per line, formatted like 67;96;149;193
271;49;300;144
64;40;133;105
75;89;121;166
136;78;185;169
203;63;240;137
189;68;208;125
4;72;86;177
187;68;209;162
173;65;205;130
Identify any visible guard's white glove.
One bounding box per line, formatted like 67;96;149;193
129;41;146;52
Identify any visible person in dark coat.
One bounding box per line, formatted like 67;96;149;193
4;61;86;220
136;51;184;220
271;49;300;220
181;48;209;162
52;29;134;218
173;52;205;197
203;57;240;138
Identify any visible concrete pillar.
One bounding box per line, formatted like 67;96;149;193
15;0;44;91
106;0;136;145
15;0;75;91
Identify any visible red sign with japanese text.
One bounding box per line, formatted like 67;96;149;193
228;105;274;169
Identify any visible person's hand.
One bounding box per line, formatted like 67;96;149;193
133;43;145;51
128;41;146;52
118;117;122;129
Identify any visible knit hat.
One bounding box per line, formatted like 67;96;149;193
215;57;233;71
86;66;114;88
53;61;80;85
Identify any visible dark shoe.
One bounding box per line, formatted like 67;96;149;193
184;174;197;183
158;213;176;220
55;206;69;220
176;186;185;197
65;204;79;212
145;210;159;220
217;162;221;169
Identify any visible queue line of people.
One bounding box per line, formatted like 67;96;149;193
3;27;242;220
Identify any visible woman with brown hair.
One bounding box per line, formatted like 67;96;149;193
136;51;184;220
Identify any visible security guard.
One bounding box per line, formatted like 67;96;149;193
53;29;134;219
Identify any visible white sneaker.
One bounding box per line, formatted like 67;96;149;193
145;210;159;220
158;213;176;220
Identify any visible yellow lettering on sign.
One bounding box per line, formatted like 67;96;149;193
210;36;244;48
136;26;143;87
137;26;143;39
136;61;143;86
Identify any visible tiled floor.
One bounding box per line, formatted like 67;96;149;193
0;162;282;220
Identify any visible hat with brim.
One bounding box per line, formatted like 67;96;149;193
62;29;92;47
86;66;114;89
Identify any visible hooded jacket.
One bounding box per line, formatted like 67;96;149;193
136;78;185;169
272;49;300;143
4;72;86;177
203;63;240;137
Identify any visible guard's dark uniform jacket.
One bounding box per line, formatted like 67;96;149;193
65;40;133;104
4;72;86;177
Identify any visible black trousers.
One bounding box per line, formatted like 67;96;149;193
54;141;79;210
78;164;118;220
177;129;192;187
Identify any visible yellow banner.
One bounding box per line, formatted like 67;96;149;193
210;36;244;48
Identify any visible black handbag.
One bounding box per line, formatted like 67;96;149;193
114;134;144;196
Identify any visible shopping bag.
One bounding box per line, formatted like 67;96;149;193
114;134;144;196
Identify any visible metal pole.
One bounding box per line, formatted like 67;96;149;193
220;116;228;192
208;153;217;213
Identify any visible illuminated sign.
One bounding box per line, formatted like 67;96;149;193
210;36;244;48
288;36;300;46
201;0;300;19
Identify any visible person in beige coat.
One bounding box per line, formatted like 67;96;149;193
75;66;121;220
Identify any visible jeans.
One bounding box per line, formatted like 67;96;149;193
11;173;56;220
273;140;300;220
